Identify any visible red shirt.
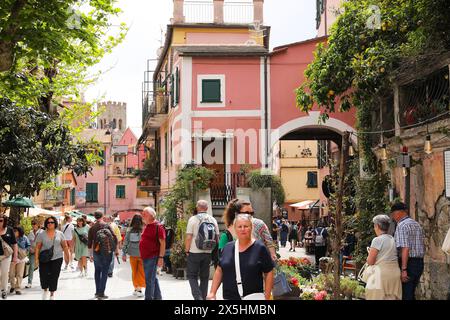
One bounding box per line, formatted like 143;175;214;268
139;222;166;259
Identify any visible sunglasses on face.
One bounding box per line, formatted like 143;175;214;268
239;211;254;215
47;221;55;224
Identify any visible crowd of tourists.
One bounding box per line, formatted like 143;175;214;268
0;199;434;300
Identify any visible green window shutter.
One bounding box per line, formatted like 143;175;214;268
116;185;125;199
175;68;180;105
307;172;318;188
202;79;221;103
86;183;98;202
70;189;75;205
170;74;175;107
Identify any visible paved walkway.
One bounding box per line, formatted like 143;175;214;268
7;245;313;300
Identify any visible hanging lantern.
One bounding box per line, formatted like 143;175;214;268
380;144;387;161
349;144;355;157
424;135;432;154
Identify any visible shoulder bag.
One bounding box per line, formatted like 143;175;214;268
234;240;266;300
272;265;292;297
74;228;89;245
39;234;55;264
0;233;14;259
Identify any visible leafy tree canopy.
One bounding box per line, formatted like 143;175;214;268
0;0;126;113
0;98;99;198
296;0;450;121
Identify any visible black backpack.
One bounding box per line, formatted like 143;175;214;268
211;230;233;268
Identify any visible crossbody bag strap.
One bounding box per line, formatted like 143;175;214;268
234;240;244;297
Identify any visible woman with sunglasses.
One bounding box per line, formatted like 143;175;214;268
222;199;277;261
35;216;70;300
207;214;274;300
0;214;18;299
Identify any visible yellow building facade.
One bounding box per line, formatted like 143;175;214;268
279;140;320;206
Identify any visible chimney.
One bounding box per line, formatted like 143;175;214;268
214;0;224;24
253;0;264;24
173;0;184;24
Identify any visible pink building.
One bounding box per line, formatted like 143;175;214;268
139;0;356;211
75;126;150;216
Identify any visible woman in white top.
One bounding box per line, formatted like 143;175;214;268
364;214;402;300
61;214;75;270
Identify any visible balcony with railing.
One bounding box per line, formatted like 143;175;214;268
183;1;254;24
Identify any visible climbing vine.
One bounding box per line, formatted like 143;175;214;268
161;165;215;229
296;0;450;261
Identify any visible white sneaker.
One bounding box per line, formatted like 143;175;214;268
49;295;55;300
42;290;49;300
132;290;138;296
25;284;32;289
136;291;144;297
63;265;68;271
80;271;84;277
83;270;88;277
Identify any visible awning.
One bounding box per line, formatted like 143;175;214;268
290;200;320;210
26;207;62;218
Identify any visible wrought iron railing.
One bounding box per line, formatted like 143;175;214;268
400;66;450;127
210;172;248;208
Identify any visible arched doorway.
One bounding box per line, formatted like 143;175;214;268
269;112;357;227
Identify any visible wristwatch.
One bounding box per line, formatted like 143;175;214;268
158;256;164;259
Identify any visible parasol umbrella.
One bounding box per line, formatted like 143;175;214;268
2;197;35;217
3;197;34;208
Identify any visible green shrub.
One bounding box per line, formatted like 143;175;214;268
248;169;285;205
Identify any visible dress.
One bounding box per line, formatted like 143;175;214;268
73;225;89;260
365;234;402;300
280;223;289;246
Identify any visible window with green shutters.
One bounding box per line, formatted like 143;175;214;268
307;171;318;188
86;183;98;203
175;68;180;105
116;185;125;199
201;79;221;102
170;74;175;107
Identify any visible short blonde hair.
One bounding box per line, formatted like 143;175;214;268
233;214;253;229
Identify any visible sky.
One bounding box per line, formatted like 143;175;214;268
84;0;318;138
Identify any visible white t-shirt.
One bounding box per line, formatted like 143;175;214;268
186;213;219;254
62;222;74;241
370;234;398;263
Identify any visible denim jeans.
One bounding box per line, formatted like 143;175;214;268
93;252;113;295
186;253;211;300
402;258;424;300
143;257;162;300
163;249;171;272
28;253;35;285
108;255;114;275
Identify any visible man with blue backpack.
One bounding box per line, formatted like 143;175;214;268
185;200;219;300
313;222;329;269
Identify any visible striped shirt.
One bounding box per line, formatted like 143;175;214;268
394;216;425;258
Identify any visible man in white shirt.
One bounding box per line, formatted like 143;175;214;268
185;200;219;300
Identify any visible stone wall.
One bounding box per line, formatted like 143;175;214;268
388;128;450;299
